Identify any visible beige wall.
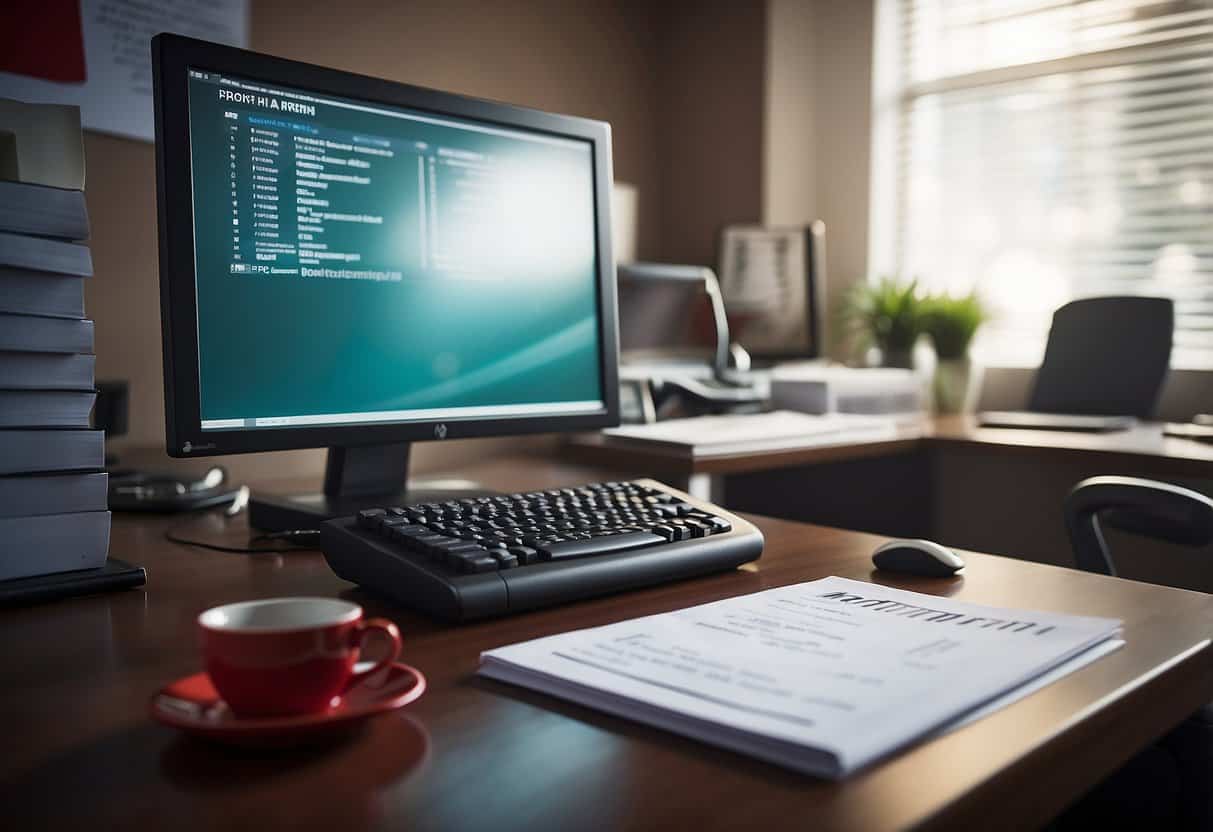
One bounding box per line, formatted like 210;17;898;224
763;0;875;354
810;1;874;314
764;0;818;227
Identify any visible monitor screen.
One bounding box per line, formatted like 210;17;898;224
183;69;605;432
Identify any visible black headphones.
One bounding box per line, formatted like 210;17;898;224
108;466;245;513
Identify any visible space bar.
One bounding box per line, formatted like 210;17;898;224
538;531;666;560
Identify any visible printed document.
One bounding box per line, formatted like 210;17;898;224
479;577;1123;778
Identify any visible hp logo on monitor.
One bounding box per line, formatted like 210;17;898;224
434;423;448;440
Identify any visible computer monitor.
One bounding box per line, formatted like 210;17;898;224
152;35;619;530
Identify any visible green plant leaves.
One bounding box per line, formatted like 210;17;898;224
921;292;988;360
843;277;922;354
843;279;988;361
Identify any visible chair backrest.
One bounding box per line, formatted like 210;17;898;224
1029;297;1173;418
1064;476;1213;576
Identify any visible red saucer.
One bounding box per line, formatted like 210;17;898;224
150;661;427;747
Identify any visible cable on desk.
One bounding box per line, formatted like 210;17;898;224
161;487;322;553
163;524;322;554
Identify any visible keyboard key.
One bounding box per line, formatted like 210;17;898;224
536;531;665;560
357;508;386;529
438;544;485;568
667;524;691;542
412;533;452;553
490;550;519;569
651;524;677;541
387;525;433;545
436;541;489;556
706;517;732;533
509;546;540;565
452;552;498;573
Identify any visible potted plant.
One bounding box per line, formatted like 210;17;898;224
842;277;922;369
921;291;988;413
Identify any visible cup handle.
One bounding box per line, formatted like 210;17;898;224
349;617;402;688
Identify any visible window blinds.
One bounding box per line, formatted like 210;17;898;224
884;0;1213;366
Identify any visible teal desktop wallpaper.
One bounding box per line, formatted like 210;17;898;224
187;72;603;425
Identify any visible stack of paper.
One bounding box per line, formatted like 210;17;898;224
480;577;1123;779
601;411;900;457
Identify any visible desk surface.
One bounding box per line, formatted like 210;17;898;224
3;456;1213;832
566;415;1213;476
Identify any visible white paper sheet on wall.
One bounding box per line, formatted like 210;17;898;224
611;181;638;265
0;0;249;142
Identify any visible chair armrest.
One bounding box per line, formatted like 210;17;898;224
1064;476;1213;575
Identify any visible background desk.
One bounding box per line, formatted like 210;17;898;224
3;456;1213;831
569;417;1213;591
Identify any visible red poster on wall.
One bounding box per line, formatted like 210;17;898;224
0;0;247;141
0;0;87;83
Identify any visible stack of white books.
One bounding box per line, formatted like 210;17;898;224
480;577;1123;779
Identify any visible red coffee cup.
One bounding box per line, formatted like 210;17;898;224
198;597;401;718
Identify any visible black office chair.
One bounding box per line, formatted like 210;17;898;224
1057;476;1213;830
1030;297;1174;418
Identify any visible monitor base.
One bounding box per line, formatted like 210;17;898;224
248;483;500;532
245;442;500;531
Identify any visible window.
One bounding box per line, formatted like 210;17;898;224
871;0;1213;367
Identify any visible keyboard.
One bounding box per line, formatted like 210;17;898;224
320;478;763;622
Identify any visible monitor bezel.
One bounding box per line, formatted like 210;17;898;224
153;34;620;458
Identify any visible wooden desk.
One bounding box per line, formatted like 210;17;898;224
566;415;1213;480
3;456;1212;831
571;418;1213;588
930;416;1213;476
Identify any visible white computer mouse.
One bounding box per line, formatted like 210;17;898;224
871;538;966;577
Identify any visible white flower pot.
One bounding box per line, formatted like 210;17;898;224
933;357;981;414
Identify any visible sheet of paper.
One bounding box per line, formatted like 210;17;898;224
481;577;1122;777
946;638;1123;733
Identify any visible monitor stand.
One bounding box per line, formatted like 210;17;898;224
247;442;500;531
